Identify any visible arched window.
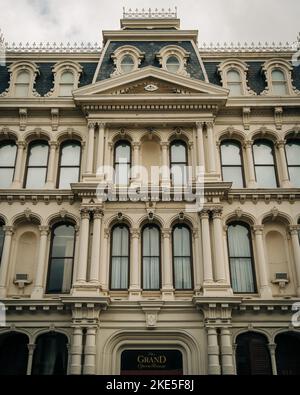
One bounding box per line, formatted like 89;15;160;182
25;141;49;189
58;141;81;189
170;140;188;186
220;140;244;188
166;55;180;73
0;333;29;375
227;70;243;96
172;225;193;290
32;333;68;375
15;70;30;97
142;225;161;290
285;140;300;187
0;222;4;263
275;332;300;375
120;55;135;73
114;141;131;186
253;140;278;188
46;223;75;294
0;141;17;188
236;332;272;375
58;71;74;97
271;69;288;95
110;225;129;290
227;223;256;293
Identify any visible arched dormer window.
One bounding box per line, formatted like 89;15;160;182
15;70;30;97
46;61;83;97
262;59;300;96
111;46;145;77
218;59;256;96
3;61;40;98
156;45;190;77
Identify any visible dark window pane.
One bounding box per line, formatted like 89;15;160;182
59;168;80;189
28;143;49;166
0;143;17;166
255;166;277;188
26;168;47;189
222;167;244;188
60;143;81;166
221;142;242;165
47;258;73;293
52;225;75;258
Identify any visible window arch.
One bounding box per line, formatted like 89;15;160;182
253;139;278;188
25;141;49;189
111;46;144;77
170;140;188;186
114;140;131;186
271;69;288;95
58;71;75;97
220;140;244;188
0;140;17;188
46;222;76;294
110;224;130;290
275;332;300;375
48;61;82;97
57;141;81;189
262;59;299;96
0;222;4;264
172;224;193;290
218;59;256;96
156;45;190;77
285;139;300;187
142;224;161;290
227;222;256;293
15;70;30;97
227;70;243;96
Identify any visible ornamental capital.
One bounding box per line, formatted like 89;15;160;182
199;208;210;219
243;140;253;149
3;225;14;235
212;207;223;218
49;140;58;149
88;121;97;129
252;225;264;234
160;141;169;149
162;228;171;238
16;140;26;149
196;121;205;129
93;208;104;219
276;139;286;149
289;225;300;235
80;207;90;219
39;225;50;236
131;228;140;238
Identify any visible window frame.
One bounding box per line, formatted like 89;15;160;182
57;140;82;189
156;45;190;77
46;222;76;295
24;140;50;189
109;224;130;291
169;140;189;186
226;221;257;295
0;140;17;188
0;221;4;264
218;59;256;96
172;224;194;291
252;139;279;188
45;61;83;97
113;140;132;186
141;224;162;291
285;139;300;187
3;61;40;98
220;139;245;188
111;46;145;77
262;59;300;96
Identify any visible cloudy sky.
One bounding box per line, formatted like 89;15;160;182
0;0;299;46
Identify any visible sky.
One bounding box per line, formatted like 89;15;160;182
0;0;299;46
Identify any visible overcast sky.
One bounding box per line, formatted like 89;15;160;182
0;0;299;46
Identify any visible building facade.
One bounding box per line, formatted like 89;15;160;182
0;10;300;375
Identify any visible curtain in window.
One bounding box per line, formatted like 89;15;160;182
170;141;188;186
0;141;17;188
58;142;81;189
114;141;131;186
142;225;160;290
25;142;49;189
253;140;277;188
173;225;192;289
285;140;300;187
220;141;244;188
111;226;129;289
227;223;255;293
47;224;75;294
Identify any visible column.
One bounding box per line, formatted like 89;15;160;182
268;343;278;375
253;225;272;298
188;141;195;182
212;208;226;283
90;209;103;284
85;122;96;174
162;229;173;291
207;327;221;375
289;226;300;296
100;229;109;291
220;328;235;375
196;122;206;177
96;123;105;170
161;142;170;186
277;140;291;188
106;142;113;184
76;209;90;283
132;142;141;182
0;226;14;297
46;141;58;188
129;229;141;291
244;141;257;188
83;327;97;375
31;225;50;298
26;344;36;375
206;122;217;174
193;229;202;291
12;140;26;188
70;327;83;375
200;210;214;283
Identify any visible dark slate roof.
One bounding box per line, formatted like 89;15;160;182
0;64;10;93
96;41;205;81
292;66;300;90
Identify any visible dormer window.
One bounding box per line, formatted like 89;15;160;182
59;71;75;97
156;45;190;77
166;55;180;73
218;59;256;96
111;46;145;77
46;61;82;97
262;59;300;96
271;69;288;95
15;70;30;98
2;61;40;98
227;70;243;96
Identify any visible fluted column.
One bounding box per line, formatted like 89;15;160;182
200;210;214;283
12;140;26;188
212;208;226;283
129;228;141;292
277;140;291;188
96;123;105;177
90;209;103;284
70;327;83;375
207;327;221;375
83;327;97;375
193;229;202;291
253;225;272;298
220;328;235;375
289;225;300;296
162;229;173;292
196;122;205;178
46;141;58;188
244;141;257;188
26;344;36;375
31;225;50;299
100;229;109;291
0;226;14;297
206;122;217;174
76;208;90;283
85;122;96;174
268;343;278;375
161;142;170;186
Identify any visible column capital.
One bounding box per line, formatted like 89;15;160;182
276;139;286;149
252;225;264;234
268;343;277;353
104;228;110;239
243;140;253;149
162;228;171;238
3;226;14;236
88;121;97;129
212;207;223;219
98;122;106;129
16;140;26;149
80;208;90;220
49;140;58;149
289;225;300;235
196;121;205;129
199;209;210;219
160;141;169;149
188;141;193;149
39;225;50;236
132;141;141;149
205;121;215;129
192;228;200;239
27;343;36;353
131;228;140;239
93;208;104;220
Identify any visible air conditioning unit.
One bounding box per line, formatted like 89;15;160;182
14;274;31;288
272;272;289;289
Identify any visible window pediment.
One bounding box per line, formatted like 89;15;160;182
111;46;145;77
45;61;83;97
156;45;190;77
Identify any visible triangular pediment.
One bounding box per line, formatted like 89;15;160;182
73;66;229;98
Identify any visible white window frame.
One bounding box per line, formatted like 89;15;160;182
45;61;83;97
218;59;256;96
156;45;190;77
111;46;145;77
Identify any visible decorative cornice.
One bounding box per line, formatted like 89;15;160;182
199;41;297;53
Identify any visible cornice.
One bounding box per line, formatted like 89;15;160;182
102;30;198;44
0;190;75;205
226;188;300;204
